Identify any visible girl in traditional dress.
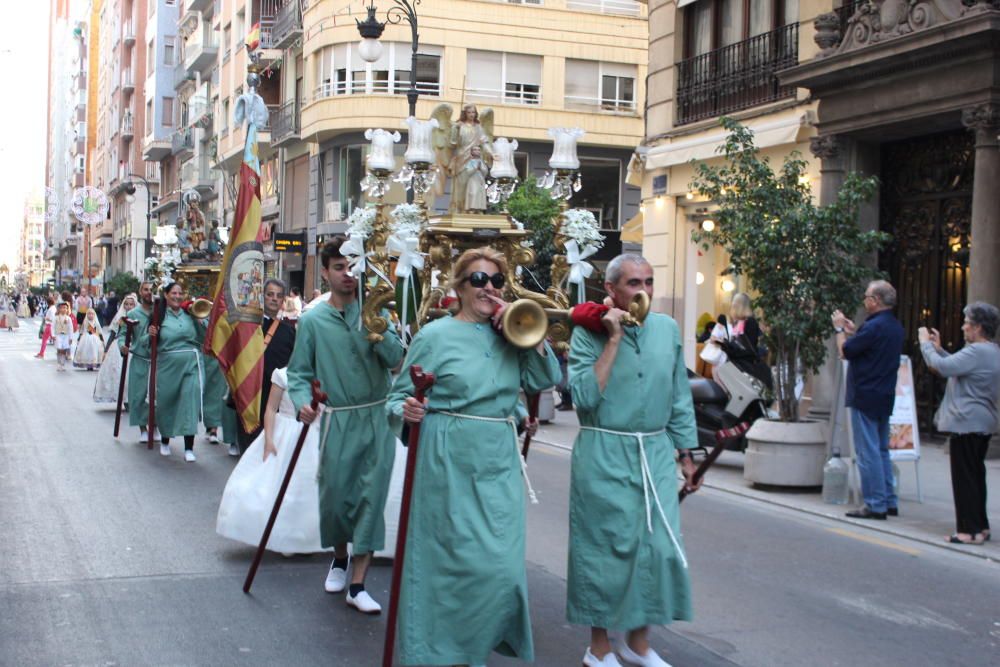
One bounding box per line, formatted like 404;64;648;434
387;247;560;666
147;282;205;462
216;367;325;554
0;295;19;331
93;294;138;405
53;302;75;372
73;308;105;370
17;295;30;318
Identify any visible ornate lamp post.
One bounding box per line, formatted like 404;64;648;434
356;1;422;118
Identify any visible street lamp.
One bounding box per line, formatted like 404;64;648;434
356;1;421;118
123;174;153;259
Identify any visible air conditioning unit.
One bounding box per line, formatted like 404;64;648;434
325;201;342;222
75;155;86;173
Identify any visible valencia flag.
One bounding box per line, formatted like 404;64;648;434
204;123;267;432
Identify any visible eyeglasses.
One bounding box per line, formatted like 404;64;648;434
464;271;505;289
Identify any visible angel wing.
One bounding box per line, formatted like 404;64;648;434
430;103;454;175
479;108;495;144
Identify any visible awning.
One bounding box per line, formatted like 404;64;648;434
621;212;643;245
643;113;812;171
677;0;702;7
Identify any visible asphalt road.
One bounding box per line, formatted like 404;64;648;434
2;322;997;666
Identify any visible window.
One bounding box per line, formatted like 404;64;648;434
145;99;153;135
313;43;442;99
146;39;155;75
575;158;622;229
163;97;174;127
565;60;636;112
223;24;231;62
163;37;175;66
235;12;244;50
467;50;541;105
684;0;799;58
222;98;230;133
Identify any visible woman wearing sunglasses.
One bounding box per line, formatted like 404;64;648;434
388;246;561;666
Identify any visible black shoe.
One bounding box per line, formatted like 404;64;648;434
556;403;574;411
846;507;887;520
887;507;898;517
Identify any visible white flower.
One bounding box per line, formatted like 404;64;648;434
346;207;377;239
389;203;425;238
561;209;604;249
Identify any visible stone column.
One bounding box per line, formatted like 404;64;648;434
807;135;847;429
962;104;1000;308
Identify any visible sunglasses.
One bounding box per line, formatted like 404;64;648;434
465;271;505;289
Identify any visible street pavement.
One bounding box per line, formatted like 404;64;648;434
2;320;998;666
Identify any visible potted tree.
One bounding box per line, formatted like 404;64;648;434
691;118;888;486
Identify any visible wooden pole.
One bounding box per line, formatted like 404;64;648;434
113;318;137;438
243;379;327;594
679;422;751;503
382;365;435;667
147;296;165;450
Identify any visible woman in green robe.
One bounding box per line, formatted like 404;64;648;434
387;247;560;666
148;282;206;462
121;295;154;438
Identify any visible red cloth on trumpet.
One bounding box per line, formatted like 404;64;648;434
571;302;608;334
180;299;194;313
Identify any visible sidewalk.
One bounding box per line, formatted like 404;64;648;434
532;404;1000;563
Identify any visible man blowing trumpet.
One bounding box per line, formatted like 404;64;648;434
567;253;700;667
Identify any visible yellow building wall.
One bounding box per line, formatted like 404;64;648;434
86;0;102;185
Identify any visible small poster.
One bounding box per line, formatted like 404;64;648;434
888;356;920;462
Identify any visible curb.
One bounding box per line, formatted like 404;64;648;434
532;438;998;565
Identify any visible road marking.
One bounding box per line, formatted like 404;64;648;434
827;526;921;556
833;595;969;634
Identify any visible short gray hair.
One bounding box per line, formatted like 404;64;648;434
605;254;650;286
867;280;897;308
965;301;1000;340
263;278;287;297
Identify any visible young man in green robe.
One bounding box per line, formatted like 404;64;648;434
567;254;701;667
286;236;404;615
120;282;155;443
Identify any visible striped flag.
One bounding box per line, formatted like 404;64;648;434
246;23;261;51
204;121;266;432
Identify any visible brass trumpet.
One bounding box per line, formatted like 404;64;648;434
502;291;651;350
187;298;214;319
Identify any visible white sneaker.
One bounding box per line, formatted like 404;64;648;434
618;644;672;667
345;589;382;615
228;444;240;457
160;443;171;456
208;432;220;444
324;559;349;593
584;648;623;666
184;450;196;462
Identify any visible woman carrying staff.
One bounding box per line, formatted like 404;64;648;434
147;282;206;462
387;247;560;666
919;302;1000;545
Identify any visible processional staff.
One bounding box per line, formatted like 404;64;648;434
113;318;137;438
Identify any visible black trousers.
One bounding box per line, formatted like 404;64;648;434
949;433;992;535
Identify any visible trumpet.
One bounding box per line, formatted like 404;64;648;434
186;298;214;319
502;291;651;350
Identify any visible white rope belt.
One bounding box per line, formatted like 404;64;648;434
318;398;389;459
579;426;688;569
436;410;539;505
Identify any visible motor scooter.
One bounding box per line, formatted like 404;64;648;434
689;334;772;453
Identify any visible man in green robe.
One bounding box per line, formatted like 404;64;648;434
567;254;701;667
121;282;154;442
201;354;227;444
287;236;404;615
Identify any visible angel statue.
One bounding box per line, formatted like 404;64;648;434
431;103;495;214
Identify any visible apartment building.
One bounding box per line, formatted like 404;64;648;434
45;0;92;285
21;195;50;288
249;0;648;291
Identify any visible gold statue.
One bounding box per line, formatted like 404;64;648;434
431;103;495;214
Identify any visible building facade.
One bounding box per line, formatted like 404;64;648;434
21;195;50;289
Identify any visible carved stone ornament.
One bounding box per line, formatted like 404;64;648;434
810;135;841;160
961;104;1000;131
836;0;965;54
813;13;842;57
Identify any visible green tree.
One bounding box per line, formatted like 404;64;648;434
105;271;140;297
691;118;889;421
505;180;562;292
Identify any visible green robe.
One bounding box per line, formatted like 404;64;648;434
286;300;403;553
120;306;153;428
567;313;697;631
386;316;560;666
154;308;206;438
202;354;228;429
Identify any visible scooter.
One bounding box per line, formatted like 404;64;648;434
689;334;772;453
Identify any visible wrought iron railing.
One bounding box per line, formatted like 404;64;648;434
676;22;799;126
271;99;301;143
272;0;303;49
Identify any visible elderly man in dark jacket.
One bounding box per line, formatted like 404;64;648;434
833;280;905;520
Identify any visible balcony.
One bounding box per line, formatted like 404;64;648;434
174;64;195;89
184;29;219;75
121;69;135;91
121;113;134;138
676;22;799;126
123;18;135;44
143;136;172;161
270;99;301;147
171;127;195;156
189;98;212;129
180;159;215;192
145;161;161;183
186;0;214;12
271;0;303;50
